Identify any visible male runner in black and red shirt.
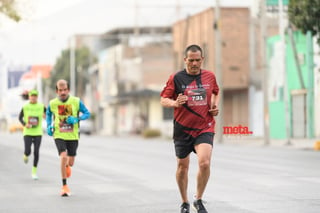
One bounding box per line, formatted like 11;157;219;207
160;44;219;213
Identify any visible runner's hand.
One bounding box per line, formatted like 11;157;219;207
209;105;219;116
175;93;187;107
66;116;79;124
47;125;54;136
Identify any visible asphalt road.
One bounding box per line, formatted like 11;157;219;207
0;132;320;213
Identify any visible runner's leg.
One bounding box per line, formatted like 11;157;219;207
194;143;212;200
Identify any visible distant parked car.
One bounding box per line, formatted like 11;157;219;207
9;122;23;133
79;119;93;135
5;115;23;133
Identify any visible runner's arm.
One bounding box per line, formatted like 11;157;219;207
43;107;47;118
79;101;90;121
211;92;219;109
161;93;187;108
46;105;53;127
161;97;178;108
18;109;26;126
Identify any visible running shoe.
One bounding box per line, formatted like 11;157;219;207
31;166;38;180
192;199;208;213
66;165;72;178
60;185;71;197
180;202;190;213
23;154;28;164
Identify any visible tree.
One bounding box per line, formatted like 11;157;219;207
46;46;97;99
0;0;21;21
288;0;320;45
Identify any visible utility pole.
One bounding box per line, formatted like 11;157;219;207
214;0;223;143
306;31;315;138
279;0;291;145
260;0;270;145
70;36;76;95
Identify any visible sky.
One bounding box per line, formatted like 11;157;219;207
0;0;253;65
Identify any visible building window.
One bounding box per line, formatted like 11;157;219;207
163;107;173;120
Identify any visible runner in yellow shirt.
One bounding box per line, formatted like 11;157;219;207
19;89;46;180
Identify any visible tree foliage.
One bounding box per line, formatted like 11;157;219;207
0;0;21;21
47;46;97;99
288;0;320;44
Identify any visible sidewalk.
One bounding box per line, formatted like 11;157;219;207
95;131;320;151
219;136;319;151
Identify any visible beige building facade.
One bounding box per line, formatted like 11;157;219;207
173;7;251;128
94;27;173;136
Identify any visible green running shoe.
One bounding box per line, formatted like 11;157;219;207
32;166;38;180
23;154;28;164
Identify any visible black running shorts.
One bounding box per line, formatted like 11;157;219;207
54;138;78;156
174;132;214;159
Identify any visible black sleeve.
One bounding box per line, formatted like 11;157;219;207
18;109;26;126
44;107;47;113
